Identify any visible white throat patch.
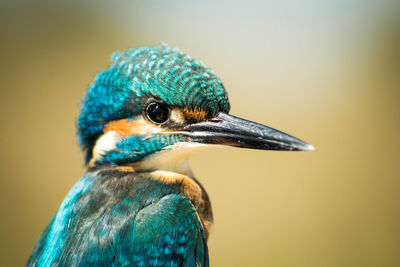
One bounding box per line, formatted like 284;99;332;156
131;142;207;173
92;130;120;161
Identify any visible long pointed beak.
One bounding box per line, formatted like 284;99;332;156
182;113;314;151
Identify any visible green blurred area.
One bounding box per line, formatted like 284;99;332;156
0;1;399;266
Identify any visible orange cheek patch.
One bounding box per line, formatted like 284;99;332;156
183;107;208;121
104;118;162;137
104;108;208;138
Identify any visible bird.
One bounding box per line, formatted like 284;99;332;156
27;44;313;267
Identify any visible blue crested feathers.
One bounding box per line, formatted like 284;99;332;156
77;44;229;162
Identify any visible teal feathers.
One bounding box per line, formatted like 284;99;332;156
28;168;209;266
27;43;312;267
78;44;229;163
98;133;186;165
111;45;229;113
29;44;219;267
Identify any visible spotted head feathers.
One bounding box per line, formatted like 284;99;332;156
77;44;230;166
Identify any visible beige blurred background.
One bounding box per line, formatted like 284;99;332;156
1;1;399;266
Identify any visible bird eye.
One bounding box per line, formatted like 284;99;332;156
146;102;170;124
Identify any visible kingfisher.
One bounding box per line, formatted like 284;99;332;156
27;44;313;267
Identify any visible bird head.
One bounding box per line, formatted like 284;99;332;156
77;44;313;171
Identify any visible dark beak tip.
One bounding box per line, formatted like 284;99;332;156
185;112;315;152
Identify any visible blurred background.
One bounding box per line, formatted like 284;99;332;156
1;0;399;266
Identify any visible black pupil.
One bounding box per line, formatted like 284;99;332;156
147;103;169;123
